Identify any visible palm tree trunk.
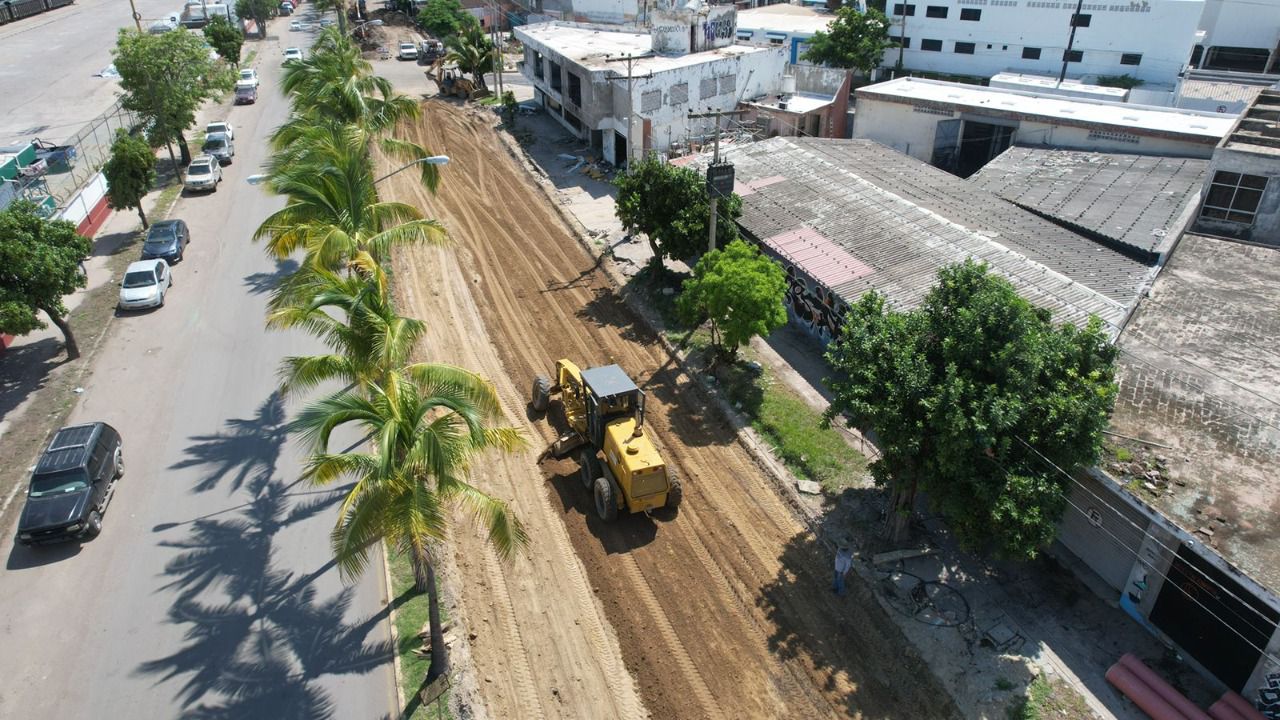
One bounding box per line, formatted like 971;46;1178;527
42;306;79;360
413;546;451;684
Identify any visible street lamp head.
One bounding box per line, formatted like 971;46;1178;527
422;155;449;165
246;173;269;185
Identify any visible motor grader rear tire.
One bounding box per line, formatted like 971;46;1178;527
593;477;618;522
665;471;682;510
531;375;551;411
579;449;598;489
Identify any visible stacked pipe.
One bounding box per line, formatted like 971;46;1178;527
1106;653;1211;720
1208;691;1267;720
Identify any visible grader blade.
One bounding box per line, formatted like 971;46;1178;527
549;432;586;459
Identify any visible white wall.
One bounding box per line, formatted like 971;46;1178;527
1198;0;1280;54
562;0;639;24
887;0;1204;85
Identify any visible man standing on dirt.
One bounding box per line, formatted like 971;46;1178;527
833;543;853;596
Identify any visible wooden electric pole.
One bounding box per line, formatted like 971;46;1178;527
605;53;653;171
688;108;746;253
1058;0;1086;86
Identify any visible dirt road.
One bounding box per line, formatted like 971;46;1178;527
383;101;958;720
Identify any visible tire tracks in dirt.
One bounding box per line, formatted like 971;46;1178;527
382;101;960;720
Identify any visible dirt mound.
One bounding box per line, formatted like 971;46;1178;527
382;101;961;720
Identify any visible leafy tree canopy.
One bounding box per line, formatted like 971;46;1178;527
678;238;787;359
203;14;244;65
800;6;892;73
417;0;478;40
102;131;158;229
234;0;275;36
114;28;234;156
614;154;741;265
823;260;1118;558
0;202;93;358
446;24;495;89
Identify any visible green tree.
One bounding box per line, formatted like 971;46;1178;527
678;239;787;361
234;0;275;37
277;28;421;132
823;260;1118;557
445;25;495;90
114;28;234;168
102;131;157;230
500;90;518;127
800;6;892;74
203;15;244;65
614;154;742;265
417;0;478;40
0;202;93;359
293;365;527;684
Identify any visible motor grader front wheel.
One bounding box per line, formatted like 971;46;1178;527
580;449;598;489
531;375;551;412
593;477;618;522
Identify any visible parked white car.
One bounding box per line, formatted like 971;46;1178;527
283;47;304;62
205;121;234;140
118;259;172;311
289;19;302;30
237;68;259;88
398;42;418;61
183;155;222;193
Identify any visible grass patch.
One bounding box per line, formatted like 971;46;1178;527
1006;675;1092;720
477;95;501;106
387;548;450;720
1113;446;1133;462
243;49;258;65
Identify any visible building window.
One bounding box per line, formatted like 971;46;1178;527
1201;171;1268;225
1120;52;1142;66
893;3;916;15
769;36;784;46
1071;12;1090;26
925;5;948;17
921;38;943;51
891;36;911;48
960;7;981;20
567;72;582;106
668;82;688;105
548;60;562;91
954;41;975;54
532;51;544;80
1022;46;1041;59
1063;49;1083;62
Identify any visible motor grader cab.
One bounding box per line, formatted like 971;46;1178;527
531;360;682;521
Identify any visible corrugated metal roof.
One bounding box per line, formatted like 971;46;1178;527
708;137;1157;331
968;146;1208;257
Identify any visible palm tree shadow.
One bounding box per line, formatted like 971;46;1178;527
171;393;290;493
139;474;392;718
244;259;300;296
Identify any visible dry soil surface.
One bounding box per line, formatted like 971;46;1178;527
382;100;960;720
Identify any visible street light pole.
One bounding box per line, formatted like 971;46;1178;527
128;0;143;31
246;156;450;188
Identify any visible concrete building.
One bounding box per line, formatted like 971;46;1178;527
1194;0;1280;73
738;64;854;139
884;0;1204;86
1191;88;1280;245
734;4;832;64
853;77;1235;176
515;9;788;164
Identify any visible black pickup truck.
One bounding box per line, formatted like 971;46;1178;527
15;422;124;546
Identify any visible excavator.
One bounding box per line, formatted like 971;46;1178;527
532;360;682;521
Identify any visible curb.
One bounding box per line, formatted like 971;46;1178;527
381;542;406;716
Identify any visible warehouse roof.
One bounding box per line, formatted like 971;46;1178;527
1109;234;1280;593
701;137;1157;331
736;5;833;35
515;21;774;73
856;78;1235;143
968;146;1208;259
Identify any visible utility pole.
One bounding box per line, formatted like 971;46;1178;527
896;7;907;71
605;53;653;171
688;108;746;253
128;0;142;31
489;1;504;99
1057;0;1086;86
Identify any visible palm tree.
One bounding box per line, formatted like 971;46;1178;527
268;266;426;396
252;123;448;275
446;26;496;91
278;29;420;133
293;364;527;684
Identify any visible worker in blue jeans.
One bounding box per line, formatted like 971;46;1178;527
832;544;853;596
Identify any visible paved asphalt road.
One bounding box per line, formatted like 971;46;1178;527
0;14;398;720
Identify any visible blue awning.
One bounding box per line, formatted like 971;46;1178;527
765;31;787;39
736;30;753;38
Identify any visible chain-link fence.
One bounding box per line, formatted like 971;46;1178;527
41;98;145;207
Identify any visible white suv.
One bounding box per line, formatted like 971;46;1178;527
398;42;418;61
183;155;222;193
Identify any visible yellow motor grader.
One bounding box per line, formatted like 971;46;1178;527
532;360;682;521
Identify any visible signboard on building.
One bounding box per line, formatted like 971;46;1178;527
707;161;735;198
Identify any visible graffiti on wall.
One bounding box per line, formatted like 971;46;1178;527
702;10;735;43
1260;669;1280;719
782;263;847;344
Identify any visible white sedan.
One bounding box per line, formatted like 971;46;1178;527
118;259;173;311
283;47;304;62
238;68;259;88
289;19;302;30
205;121;234;140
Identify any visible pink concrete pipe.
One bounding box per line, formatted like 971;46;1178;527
1118;654;1212;720
1107;663;1191;720
1219;690;1267;720
1208;697;1248;720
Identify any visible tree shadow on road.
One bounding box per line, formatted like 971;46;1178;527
138;472;392;719
755;526;963;720
0;337;68;427
243;259;300;296
169;392;289;493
